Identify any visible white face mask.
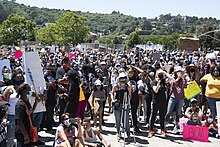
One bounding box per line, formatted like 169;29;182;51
64;119;70;127
28;91;33;96
208;118;213;123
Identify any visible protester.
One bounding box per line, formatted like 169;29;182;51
165;66;187;133
0;66;12;87
54;113;84;147
112;72;131;140
203;114;220;138
185;98;203;119
186;112;202;126
82;118;111;147
148;64;173;138
15;83;40;147
3;71;25;146
0;100;9;146
201;65;220;119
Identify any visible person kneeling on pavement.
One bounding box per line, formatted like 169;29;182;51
54;113;84;147
82;118;111;147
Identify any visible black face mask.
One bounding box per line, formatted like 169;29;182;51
14;80;24;86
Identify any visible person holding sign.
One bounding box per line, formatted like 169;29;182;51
185;98;203;119
201;65;220;120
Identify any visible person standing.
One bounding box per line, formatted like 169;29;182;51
15;83;40;147
112;72;132;141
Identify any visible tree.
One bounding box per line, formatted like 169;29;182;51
0;14;36;45
127;31;140;47
55;12;89;46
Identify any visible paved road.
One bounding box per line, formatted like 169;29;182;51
39;108;220;147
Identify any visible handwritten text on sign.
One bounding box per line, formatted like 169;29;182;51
183;124;209;142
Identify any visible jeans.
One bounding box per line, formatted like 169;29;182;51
206;97;220;119
165;98;184;124
32;112;44;131
7;115;16;147
144;93;152;124
114;106;130;137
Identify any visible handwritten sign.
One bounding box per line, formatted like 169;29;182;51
183;124;209;142
14;50;23;59
184;81;201;99
179;118;188;131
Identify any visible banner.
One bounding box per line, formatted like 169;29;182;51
179;118;188;131
184;81;201;99
23;52;46;92
183;124;209;142
14;50;23;59
0;59;11;81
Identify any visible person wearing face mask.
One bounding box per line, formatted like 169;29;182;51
164;66;187;133
186;112;202;126
148;65;173;138
90;80;106;132
54;113;84;147
201;65;220;120
112;72;132;141
82;118;111;147
203;114;220;138
3;71;25;146
15;83;40;147
0;66;12;88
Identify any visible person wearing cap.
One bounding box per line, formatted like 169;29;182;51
112;72;132;141
200;65;220;119
164;66;187;133
185;98;203;119
90;80;106;132
0;100;9;146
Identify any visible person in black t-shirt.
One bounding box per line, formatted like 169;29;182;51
56;57;71;122
15;83;40;147
148;68;173;138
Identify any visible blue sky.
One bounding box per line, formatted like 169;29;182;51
16;0;220;19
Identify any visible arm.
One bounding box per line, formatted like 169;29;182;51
57;128;71;147
16;119;30;143
94;129;110;147
3;88;13;102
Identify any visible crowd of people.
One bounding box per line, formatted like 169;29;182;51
0;46;220;147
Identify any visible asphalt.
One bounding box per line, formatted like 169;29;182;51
38;107;220;147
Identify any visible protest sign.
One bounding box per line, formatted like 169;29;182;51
184;81;201;100
152;52;160;62
183;124;209;142
179;118;188;131
23;52;46;92
14;50;23;59
218;117;220;134
68;53;76;59
50;46;56;53
0;59;11;81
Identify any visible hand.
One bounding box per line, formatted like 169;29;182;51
24;136;30;144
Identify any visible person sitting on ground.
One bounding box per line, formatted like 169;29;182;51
185;98;203;119
54;113;84;147
82;118;111;147
186;112;202;126
203;114;220;139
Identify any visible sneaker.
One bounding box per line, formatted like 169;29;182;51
117;133;121;141
173;126;178;134
127;136;133;142
161;130;168;137
147;130;154;138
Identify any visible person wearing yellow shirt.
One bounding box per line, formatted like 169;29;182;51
201;65;220;119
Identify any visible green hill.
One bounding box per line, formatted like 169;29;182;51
1;0;220;36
